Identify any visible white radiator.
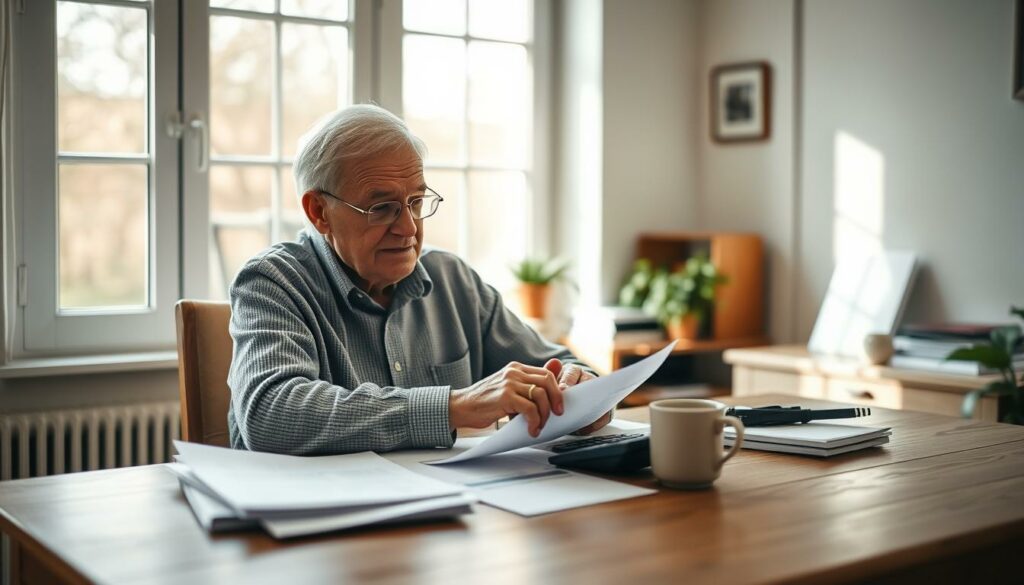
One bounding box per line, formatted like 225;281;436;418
0;401;180;481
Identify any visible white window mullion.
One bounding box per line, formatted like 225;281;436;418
15;0;59;350
376;0;404;114
530;0;552;258
352;0;376;104
181;0;211;300
271;16;283;242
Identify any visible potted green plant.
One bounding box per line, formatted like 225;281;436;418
949;306;1024;424
510;257;571;319
618;253;728;340
618;259;656;308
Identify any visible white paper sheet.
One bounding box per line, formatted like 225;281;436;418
173;441;463;514
475;472;654;516
382;421;657;517
431;341;676;464
260;494;477;539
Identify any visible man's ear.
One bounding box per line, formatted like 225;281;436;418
301;191;331;235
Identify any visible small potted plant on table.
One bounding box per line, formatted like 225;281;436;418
619;253;727;340
510;257;571;320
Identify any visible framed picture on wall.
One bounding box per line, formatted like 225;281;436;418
710;62;772;143
1015;0;1023;100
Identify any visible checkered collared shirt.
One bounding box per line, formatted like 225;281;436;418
227;229;589;455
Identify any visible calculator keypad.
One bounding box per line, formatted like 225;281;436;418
550;433;644;453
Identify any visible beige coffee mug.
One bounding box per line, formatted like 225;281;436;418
649;399;745;489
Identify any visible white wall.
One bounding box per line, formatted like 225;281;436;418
600;0;700;302
555;0;604;308
696;0;1024;341
555;0;700;307
0;369;179;413
696;0;796;342
798;0;1024;337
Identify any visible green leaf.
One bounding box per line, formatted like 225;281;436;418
947;345;1011;370
990;325;1021;357
960;381;1017;418
1011;305;1024;321
510;257;572;284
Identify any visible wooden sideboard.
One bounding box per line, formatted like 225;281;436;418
724;345;1002;422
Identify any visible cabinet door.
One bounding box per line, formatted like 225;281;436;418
733;367;825;398
825;378;903;409
903;387;999;422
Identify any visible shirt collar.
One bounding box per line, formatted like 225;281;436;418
306;228;432;310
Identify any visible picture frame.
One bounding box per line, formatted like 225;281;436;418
1015;0;1024;100
710;61;772;143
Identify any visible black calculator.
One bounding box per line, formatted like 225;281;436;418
547;433;651;474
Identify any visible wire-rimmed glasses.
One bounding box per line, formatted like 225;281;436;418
318;187;444;226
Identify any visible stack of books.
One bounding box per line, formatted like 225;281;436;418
891;323;1024;375
569;306;664;345
724;423;892;457
169;441;474;539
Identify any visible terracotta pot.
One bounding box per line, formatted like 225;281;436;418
518;283;551;319
665;314;700;340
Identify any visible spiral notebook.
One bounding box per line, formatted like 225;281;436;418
724;423;892;457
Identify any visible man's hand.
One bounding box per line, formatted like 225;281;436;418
544;360;612;435
449;362;564;437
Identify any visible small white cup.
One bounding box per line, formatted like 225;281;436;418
649;399;745;490
863;333;894;365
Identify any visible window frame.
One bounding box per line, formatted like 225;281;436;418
13;0;182;355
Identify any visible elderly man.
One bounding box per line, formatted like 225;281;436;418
227;104;609;455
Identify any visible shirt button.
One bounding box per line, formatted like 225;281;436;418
394;361;403;372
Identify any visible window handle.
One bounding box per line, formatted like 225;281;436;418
188;115;209;173
166;112;209;173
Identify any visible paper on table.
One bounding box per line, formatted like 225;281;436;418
260;494;477;539
431;340;676;464
173;441;462;514
169;463;475;537
383;428;657;517
477;471;655;516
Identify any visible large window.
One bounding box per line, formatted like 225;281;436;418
9;0;543;357
402;0;534;290
206;1;352;298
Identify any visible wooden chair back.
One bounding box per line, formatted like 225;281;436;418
174;300;233;447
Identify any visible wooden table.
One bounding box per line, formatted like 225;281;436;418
2;395;1023;584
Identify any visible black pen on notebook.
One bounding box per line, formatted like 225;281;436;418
725;405;872;426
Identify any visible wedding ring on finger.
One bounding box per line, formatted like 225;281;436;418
527;384;536;401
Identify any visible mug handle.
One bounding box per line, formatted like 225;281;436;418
715;416;745;470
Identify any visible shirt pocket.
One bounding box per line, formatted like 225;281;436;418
430;350;473;388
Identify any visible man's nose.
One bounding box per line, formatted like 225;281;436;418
390;204;418;236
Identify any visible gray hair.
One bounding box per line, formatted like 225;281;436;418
293;104;427;207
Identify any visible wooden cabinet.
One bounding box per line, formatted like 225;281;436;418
724;345;1002;421
569;232;767;383
635;232;763;340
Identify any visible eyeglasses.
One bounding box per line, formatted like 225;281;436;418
317;187;444;226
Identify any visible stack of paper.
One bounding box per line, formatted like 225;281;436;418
724;423;892;457
170;441;475;539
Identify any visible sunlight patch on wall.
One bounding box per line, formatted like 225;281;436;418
806;131;904;357
833;131;885;264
